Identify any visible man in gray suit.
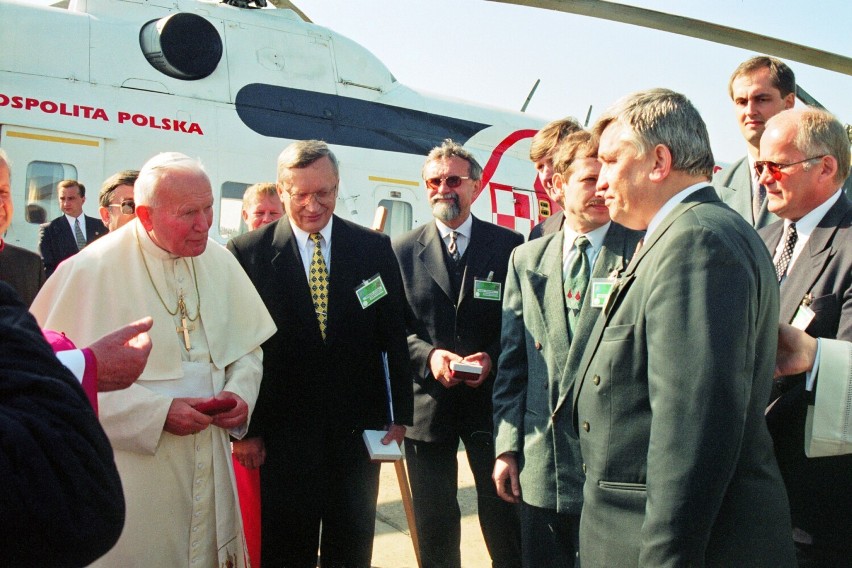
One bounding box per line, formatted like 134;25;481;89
493;129;642;567
713;55;795;228
574;89;795;566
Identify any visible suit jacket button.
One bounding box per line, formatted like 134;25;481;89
593;375;600;386
582;463;587;474
535;341;542;350
582;421;590;432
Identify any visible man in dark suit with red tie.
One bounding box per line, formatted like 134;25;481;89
227;140;412;568
758;107;852;565
39;179;105;277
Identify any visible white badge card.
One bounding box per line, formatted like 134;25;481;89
791;305;816;331
590;278;615;308
473;279;502;301
355;273;388;309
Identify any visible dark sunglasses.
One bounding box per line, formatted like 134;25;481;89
753;156;825;181
424;176;470;190
108;199;136;215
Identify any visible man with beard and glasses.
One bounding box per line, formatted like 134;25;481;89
393;139;523;568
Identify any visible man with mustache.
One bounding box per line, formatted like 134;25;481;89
493;129;642;567
393;139;523;568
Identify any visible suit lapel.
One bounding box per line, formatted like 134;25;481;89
528;234;569;388
554;224;633;415
418;222;455;303
779;196;851;322
573;188;712;413
270;219;324;344
326;219;360;345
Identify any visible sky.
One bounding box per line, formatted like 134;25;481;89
295;0;851;164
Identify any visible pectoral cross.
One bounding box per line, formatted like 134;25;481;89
176;295;195;350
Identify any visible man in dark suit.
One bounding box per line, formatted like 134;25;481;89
573;89;795;566
492;129;642;567
757;107;852;565
393;140;522;568
227;140;412;568
39;179;106;277
712;56;795;229
528;118;583;240
0;149;45;305
1;281;125;567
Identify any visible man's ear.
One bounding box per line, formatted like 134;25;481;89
98;206;110;228
135;204;154;231
551;172;566;204
648;144;673;182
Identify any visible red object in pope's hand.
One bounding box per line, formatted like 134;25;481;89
195;398;237;415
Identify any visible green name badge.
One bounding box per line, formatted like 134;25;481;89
473;279;502;301
355;274;388;309
590;279;615;308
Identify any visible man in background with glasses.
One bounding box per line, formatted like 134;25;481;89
757;107;852;565
228;140;411;568
98;170;138;232
392;139;523;568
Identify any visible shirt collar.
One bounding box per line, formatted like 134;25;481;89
646;182;706;241
435;214;473;241
784;188;842;238
563;221;611;255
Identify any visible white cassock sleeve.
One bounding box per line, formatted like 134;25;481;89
223;346;264;440
805;338;852;457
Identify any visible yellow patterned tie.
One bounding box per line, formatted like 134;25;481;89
309;232;329;340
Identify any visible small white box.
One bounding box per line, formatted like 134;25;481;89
362;429;402;461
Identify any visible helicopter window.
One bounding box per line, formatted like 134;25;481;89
219;181;250;240
378;198;412;238
24;161;78;225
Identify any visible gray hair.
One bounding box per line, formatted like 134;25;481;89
135;152;208;207
422;139;483;181
593;88;715;179
0;148;9;168
783;108;850;185
277;140;340;189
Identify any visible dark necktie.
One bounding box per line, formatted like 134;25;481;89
74;218;86;251
447;231;460;262
752;183;766;222
774;222;797;283
564;235;591;337
309;233;329;340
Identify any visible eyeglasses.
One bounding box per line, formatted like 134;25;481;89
108;199;135;214
424;176;471;190
286;188;336;206
753;156;825;181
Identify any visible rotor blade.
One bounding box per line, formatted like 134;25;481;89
268;0;312;23
487;0;852;75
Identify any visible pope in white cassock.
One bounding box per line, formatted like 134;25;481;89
31;153;276;568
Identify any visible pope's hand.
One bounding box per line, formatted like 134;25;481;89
209;391;249;430
164;397;214;436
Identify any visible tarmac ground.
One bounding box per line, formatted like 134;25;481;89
371;442;491;568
